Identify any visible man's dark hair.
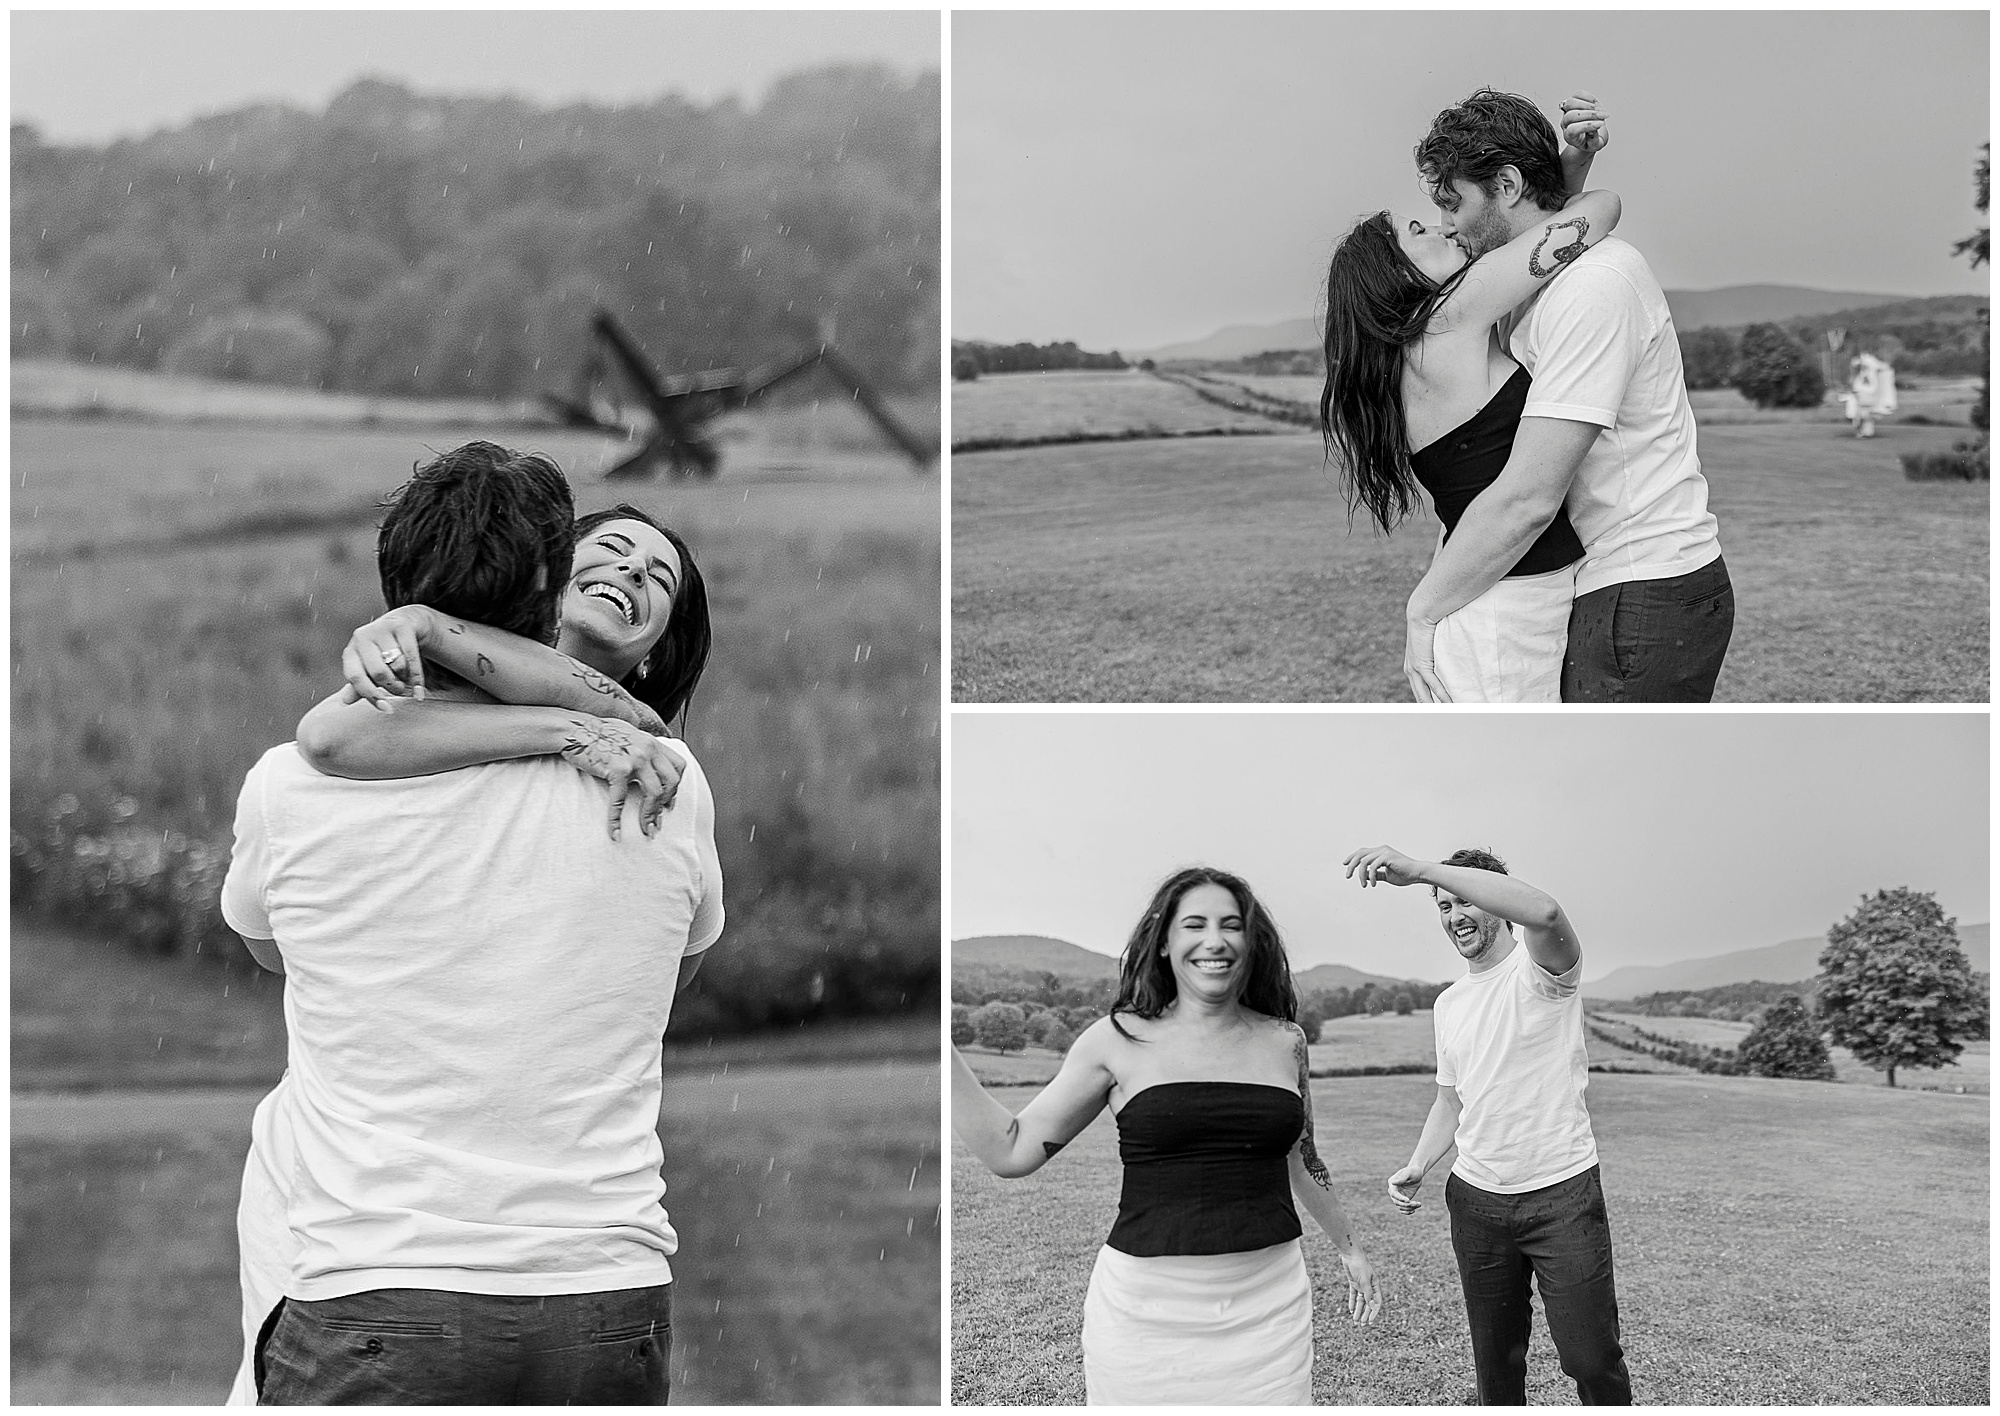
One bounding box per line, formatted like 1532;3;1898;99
1443;847;1509;875
1415;88;1568;213
377;441;575;649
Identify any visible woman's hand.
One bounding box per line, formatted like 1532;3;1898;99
1403;611;1449;703
338;606;434;710
555;715;685;840
1338;1244;1383;1325
1559;92;1609;156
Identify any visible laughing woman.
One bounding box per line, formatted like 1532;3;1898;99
951;867;1381;1405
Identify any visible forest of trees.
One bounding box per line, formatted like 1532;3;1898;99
11;66;939;398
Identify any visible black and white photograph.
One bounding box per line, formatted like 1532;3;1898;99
950;711;1989;1404
951;11;1989;704
11;11;939;1404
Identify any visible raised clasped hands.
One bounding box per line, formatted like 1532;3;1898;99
1559;91;1609;156
1342;845;1426;890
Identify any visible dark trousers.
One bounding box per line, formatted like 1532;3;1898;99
1561;556;1734;702
256;1283;671;1405
1446;1167;1632;1406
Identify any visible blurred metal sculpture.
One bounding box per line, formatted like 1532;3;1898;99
545;309;933;479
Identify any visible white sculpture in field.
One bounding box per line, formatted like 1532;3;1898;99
1843;352;1898;438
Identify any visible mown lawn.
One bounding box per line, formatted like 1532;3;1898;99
12;1055;940;1405
951;1071;1987;1404
951;418;1986;703
950;368;1275;447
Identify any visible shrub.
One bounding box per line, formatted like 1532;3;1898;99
1901;438;1990;482
1736;994;1835;1080
951;355;979;382
1734;322;1826;408
162;309;334;387
1678;327;1737;389
1297;1007;1322;1044
1393;990;1414;1016
950;1003;975;1047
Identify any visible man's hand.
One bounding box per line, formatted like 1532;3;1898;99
1559;91;1609;155
556;716;684;840
338;606;433;709
1387;1164;1426;1214
1343;845;1428;890
1403;611;1449;704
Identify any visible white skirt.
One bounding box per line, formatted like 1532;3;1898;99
1081;1239;1313;1406
1433;561;1577;703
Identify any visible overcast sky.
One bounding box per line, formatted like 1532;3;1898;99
11;11;939;143
955;10;1991;350
951;713;1988;986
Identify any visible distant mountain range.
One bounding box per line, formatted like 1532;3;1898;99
1584;922;1989;1000
953;935;1424;994
957;923;1992;1003
1132;287;1979;362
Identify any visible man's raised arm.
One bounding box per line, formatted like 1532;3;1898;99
1343;845;1581;976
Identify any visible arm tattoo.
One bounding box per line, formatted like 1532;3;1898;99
573;665;667;735
1042;1140;1068;1159
571;664;621;698
1294;1027;1333;1192
473;653;495;678
1528;216;1590;279
558;718;631;779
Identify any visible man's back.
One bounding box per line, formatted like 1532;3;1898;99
1508;236;1723;597
223;743;721;1300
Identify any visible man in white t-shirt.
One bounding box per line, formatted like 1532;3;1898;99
1405;88;1734;702
1344;843;1631;1406
221;443;722;1403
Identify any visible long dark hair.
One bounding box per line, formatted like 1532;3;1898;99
572;503;711;728
1109;866;1299;1040
1319;212;1470;534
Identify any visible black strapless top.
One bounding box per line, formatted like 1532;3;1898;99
1106;1081;1304;1257
1409;365;1586;579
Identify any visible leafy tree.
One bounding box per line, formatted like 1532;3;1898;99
952;354;979;382
972;1001;1029;1055
1297;1007;1322;1044
950;1003;975;1047
1735;994;1834;1080
1953;145;1989;431
1674;994;1708;1017
1393;991;1414;1017
1734;322;1825;409
1365;991;1385;1017
1816;889;1986;1088
1677;327;1737;390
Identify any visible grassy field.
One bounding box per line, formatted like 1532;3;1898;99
12;374;941;1030
949;369;1281;447
963;1011;1685;1088
13;1054;940;1405
1594;1008;1990;1092
950;1071;1987;1404
952;407;1987;701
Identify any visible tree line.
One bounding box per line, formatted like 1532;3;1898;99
11;66;939;398
950;339;1127;379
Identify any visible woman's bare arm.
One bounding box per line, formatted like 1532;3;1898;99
341;605;664;734
1287;1024;1382;1323
951;1022;1118;1178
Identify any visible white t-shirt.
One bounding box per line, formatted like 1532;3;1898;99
1433;941;1597;1194
221;741;722;1302
1505;237;1723;597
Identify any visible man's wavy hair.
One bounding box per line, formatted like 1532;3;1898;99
1415;88;1568;214
1443;847;1508;875
377;442;574;650
1109;867;1299;1040
571;503;712;729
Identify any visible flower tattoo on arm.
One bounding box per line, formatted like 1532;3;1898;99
1529;216;1590;279
1294;1026;1334;1192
